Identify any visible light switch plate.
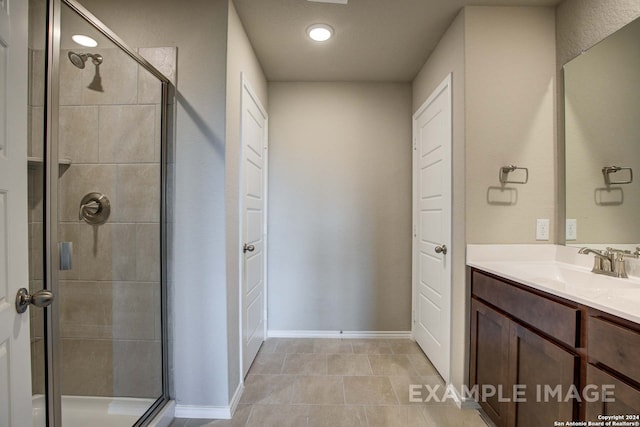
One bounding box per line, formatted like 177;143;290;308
536;219;550;241
566;219;577;241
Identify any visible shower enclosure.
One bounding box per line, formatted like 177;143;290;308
27;0;173;425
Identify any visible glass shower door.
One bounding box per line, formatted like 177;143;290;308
40;0;171;425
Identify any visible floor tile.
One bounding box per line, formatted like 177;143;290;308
388;374;446;405
407;353;439;376
172;338;485;427
249;352;285;374
343;375;399;405
351;339;393;354
386;339;423;354
307;405;367;427
368;354;419;377
365;405;429;427
313;338;353;354
259;339;279;353
275;338;314;353
282;353;328;375
240;374;294;404
245;404;308;427
421;404;488;426
327;354;372;375
291;375;344;404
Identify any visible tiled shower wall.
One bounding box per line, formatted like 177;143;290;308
27;44;176;398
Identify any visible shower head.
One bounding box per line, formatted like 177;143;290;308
68;51;87;69
67;51;103;69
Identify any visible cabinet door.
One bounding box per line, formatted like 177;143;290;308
509;323;579;427
470;299;511;427
585;364;640;419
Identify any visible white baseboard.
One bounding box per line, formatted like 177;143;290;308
174;383;244;420
267;330;412;339
229;382;244;417
450;386;480;409
174;404;231;420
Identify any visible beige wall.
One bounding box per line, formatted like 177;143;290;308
225;0;268;399
465;6;556;244
556;0;640;242
411;10;466;390
267;82;412;332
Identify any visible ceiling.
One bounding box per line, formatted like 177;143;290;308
233;0;562;82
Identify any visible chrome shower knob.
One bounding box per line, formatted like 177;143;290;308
79;192;111;225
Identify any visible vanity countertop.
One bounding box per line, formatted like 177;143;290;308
467;244;640;324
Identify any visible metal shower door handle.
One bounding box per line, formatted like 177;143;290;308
243;243;255;253
15;288;54;314
434;244;447;255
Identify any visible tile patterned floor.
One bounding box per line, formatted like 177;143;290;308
169;338;487;427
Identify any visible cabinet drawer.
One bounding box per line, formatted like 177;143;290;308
472;270;579;347
588;316;640;384
585;364;640;419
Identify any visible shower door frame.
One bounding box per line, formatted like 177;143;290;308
43;0;172;425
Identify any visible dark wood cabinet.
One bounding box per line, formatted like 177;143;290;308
471;268;640;426
508;322;578;426
470;299;511;426
585;364;640;419
470;296;578;427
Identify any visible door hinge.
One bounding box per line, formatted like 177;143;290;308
413;225;417;238
412;310;416;324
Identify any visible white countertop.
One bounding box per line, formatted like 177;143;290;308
467;244;640;324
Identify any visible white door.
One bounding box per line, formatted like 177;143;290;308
240;75;268;377
0;0;33;425
412;74;452;383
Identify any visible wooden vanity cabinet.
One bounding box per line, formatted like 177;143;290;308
470;268;640;426
585;315;640;418
470;299;511;426
585;364;640;418
470;270;580;427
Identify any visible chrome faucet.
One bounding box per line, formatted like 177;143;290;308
579;247;638;278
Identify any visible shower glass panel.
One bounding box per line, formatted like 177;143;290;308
57;1;163;423
28;0;171;425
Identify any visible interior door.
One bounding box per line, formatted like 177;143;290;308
0;0;33;425
240;76;267;377
412;74;452;383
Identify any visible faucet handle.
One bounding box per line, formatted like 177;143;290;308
607;247;637;259
606;247;631;254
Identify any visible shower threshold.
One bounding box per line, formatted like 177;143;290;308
32;394;156;427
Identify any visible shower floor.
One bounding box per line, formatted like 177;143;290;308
32;394;156;427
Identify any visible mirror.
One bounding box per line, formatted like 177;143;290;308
564;16;640;247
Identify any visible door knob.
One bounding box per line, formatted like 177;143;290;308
15;288;54;314
243;243;255;253
434;244;447;255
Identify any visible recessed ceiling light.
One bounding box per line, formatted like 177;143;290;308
307;24;334;42
72;34;98;47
